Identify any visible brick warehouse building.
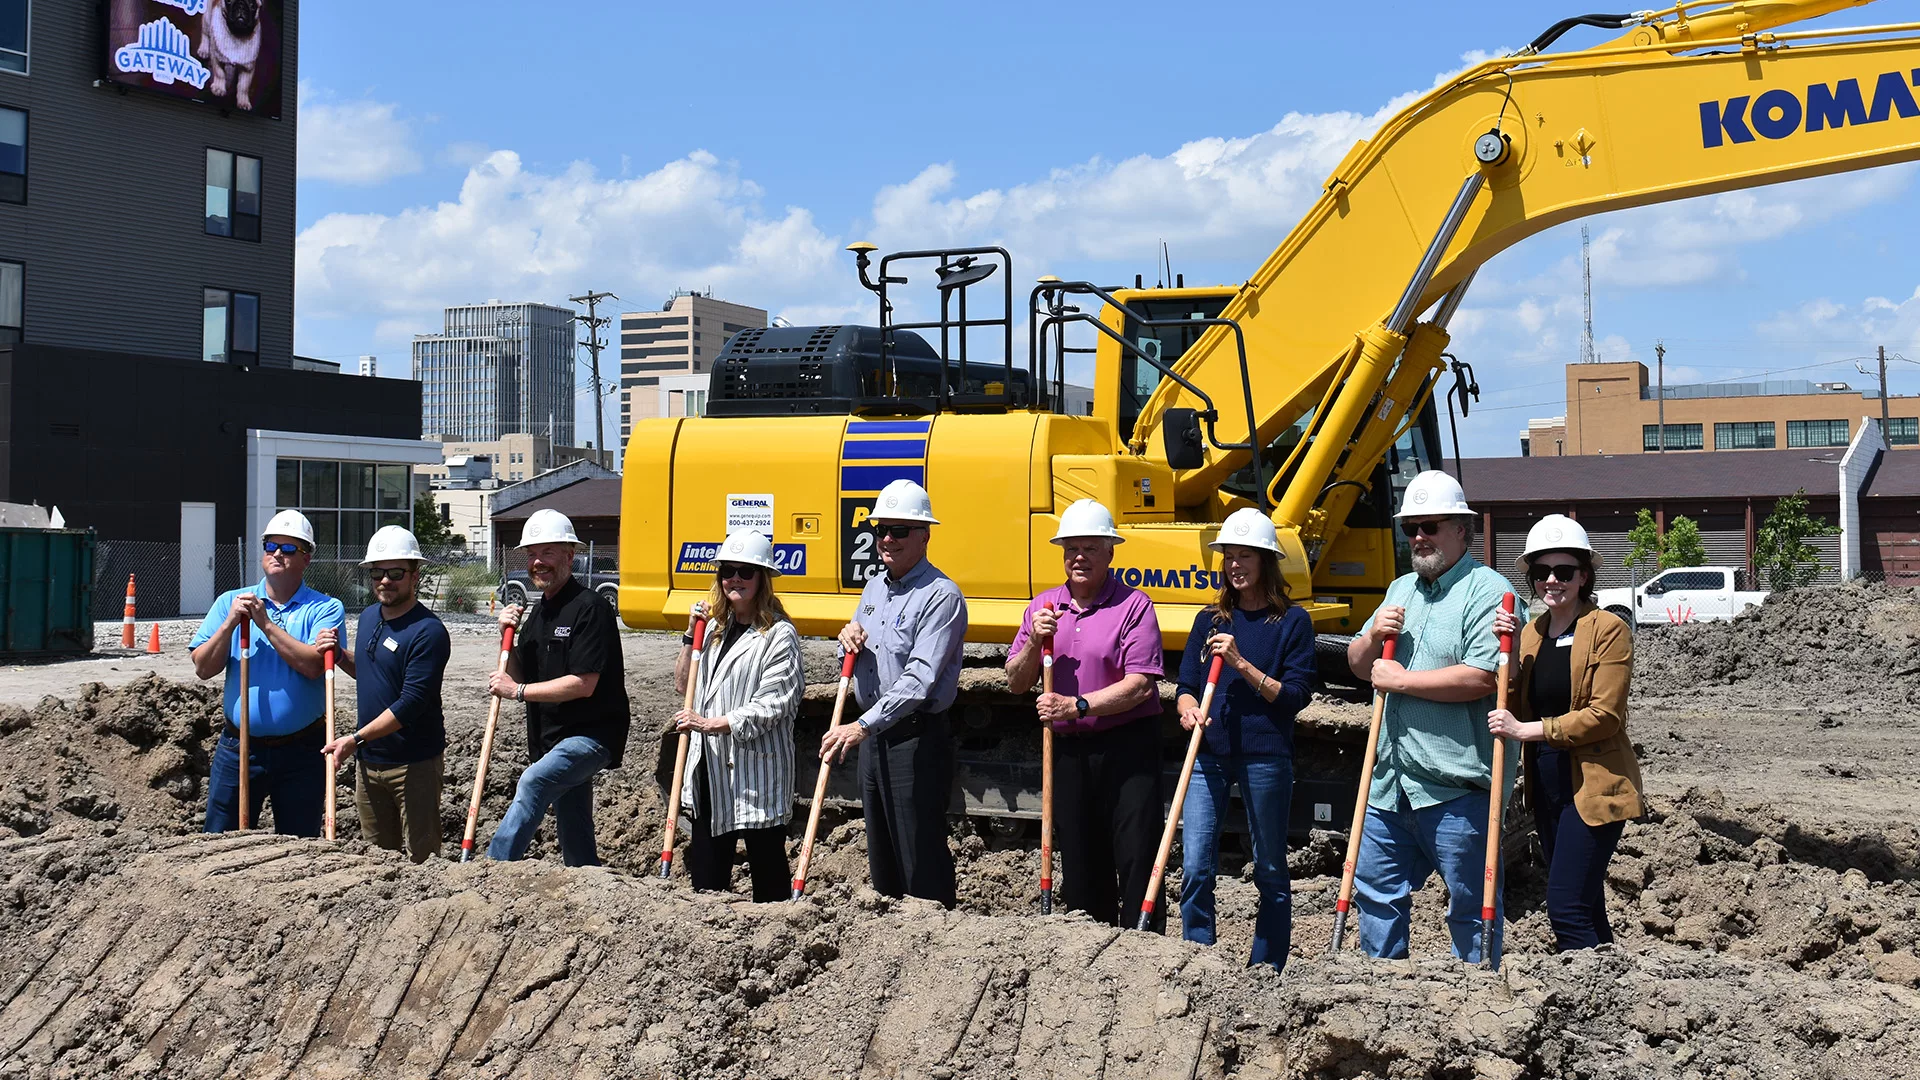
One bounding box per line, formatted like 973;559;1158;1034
1456;423;1920;591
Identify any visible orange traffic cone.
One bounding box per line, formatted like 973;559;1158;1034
147;623;162;654
122;574;137;648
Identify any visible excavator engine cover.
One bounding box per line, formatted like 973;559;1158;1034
707;324;1030;417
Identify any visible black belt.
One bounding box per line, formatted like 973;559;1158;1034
872;709;948;741
223;716;324;747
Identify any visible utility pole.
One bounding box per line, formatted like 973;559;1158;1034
1880;344;1890;438
570;290;618;466
1656;340;1666;453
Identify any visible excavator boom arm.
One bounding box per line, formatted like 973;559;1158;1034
1136;2;1920;526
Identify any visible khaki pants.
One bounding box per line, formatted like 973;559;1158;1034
354;755;444;863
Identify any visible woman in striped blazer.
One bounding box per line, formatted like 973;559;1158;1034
673;529;805;901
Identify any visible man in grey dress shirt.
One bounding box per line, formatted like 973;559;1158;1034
821;479;968;907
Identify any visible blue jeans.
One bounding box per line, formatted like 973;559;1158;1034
486;736;610;866
204;727;324;836
1179;753;1293;970
1354;789;1502;963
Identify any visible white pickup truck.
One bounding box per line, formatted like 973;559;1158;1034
1593;566;1768;626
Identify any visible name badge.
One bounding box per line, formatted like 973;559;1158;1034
554;626;572;639
383;638;399;652
1554;633;1575;647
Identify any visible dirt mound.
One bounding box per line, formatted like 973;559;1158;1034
4;827;1918;1080
1633;581;1920;704
0;675;222;838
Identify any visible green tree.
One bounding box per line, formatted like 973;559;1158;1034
1625;508;1662;571
1753;488;1839;589
1660;515;1707;570
412;492;453;548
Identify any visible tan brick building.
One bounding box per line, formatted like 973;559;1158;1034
618;291;767;448
1538;361;1920;455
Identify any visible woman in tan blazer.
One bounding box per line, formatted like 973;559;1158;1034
1487;514;1646;951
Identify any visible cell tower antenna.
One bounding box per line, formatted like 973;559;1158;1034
1581;225;1596;364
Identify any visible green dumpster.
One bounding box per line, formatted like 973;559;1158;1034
0;528;96;660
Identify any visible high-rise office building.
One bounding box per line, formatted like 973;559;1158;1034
619;290;766;447
413;301;576;445
358;355;378;377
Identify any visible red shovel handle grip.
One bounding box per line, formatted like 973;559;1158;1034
239;621;250;648
691;618;707;651
323;646;334;671
501;625;516;651
1381;636;1395;662
839;650;856;678
1206;654;1224;685
1041;603;1054;660
1498;593;1516;653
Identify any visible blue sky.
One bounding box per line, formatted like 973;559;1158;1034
293;1;1920;458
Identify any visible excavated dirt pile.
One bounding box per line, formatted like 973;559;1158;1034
1633;580;1920;704
5;826;1920;1080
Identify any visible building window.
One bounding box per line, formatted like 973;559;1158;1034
0;0;24;75
273;457;413;605
1713;421;1776;450
1787;419;1850;448
205;149;262;241
203;288;260;366
0;106;21;204
1888;418;1920;446
0;259;19;344
1642;423;1702;451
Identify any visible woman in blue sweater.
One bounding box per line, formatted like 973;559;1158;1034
1176;507;1317;969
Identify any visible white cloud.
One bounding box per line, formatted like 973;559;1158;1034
298;81;424;186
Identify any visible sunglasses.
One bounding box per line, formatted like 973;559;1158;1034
1528;563;1582;583
716;562;760;582
261;541;304;556
1398;520;1449;538
367;567;411;582
873;524;924;540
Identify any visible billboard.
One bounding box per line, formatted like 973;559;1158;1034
104;0;286;120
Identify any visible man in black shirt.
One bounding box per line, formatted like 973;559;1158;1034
485;510;630;866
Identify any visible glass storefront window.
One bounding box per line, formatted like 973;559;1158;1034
342;463;376;508
275;459;299;506
301;460;339;508
377;465;409;510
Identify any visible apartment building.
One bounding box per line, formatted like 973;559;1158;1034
618;290;766;447
1537;361;1918;455
413;300;577;446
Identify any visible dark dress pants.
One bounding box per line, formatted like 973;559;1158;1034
1055;715;1165;930
858;711;957;907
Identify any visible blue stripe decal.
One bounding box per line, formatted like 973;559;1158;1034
847;420;932;434
840;439;927;460
841;464;925;491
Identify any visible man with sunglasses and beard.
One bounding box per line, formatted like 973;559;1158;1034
190;510;346;835
1344;470;1512;964
316;527;453;863
486;509;630;867
822;479;967;907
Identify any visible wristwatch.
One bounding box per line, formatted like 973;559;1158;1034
1074;696;1089;719
352;731;366;749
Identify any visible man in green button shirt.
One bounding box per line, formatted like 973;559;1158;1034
1345;470;1511;963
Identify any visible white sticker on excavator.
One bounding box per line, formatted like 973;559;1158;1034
1375;397;1395;422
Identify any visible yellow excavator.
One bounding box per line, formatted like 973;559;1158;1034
623;0;1920;827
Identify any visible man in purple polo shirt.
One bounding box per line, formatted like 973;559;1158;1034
1007;499;1165;928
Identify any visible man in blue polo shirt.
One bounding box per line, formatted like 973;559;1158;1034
190;509;346;835
318;525;452;863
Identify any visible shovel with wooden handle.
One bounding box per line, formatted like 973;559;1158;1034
1039;604;1056;915
659;618;709;878
1330;635;1397;952
1137;654;1224;932
238;619;252;831
323;645;338;841
460;623;516;862
1480;592;1517;969
792;651;858;900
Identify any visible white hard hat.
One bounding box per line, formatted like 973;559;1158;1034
1051;499;1124;545
1518;513;1600;569
871;479;939;525
1207;507;1282;555
1394;470;1475;519
716;529;782;576
261;509;316;548
516;508;583;548
360;525;425;566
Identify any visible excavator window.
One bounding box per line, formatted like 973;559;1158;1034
1117;295;1232;442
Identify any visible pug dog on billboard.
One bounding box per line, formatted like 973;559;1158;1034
195;0;263;112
